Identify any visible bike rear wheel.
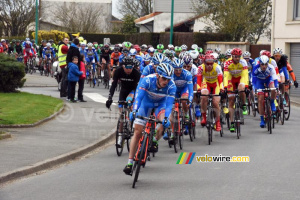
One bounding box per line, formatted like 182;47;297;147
284;92;290;120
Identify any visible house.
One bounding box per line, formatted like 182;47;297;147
272;0;300;97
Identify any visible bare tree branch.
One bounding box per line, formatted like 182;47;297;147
117;0;153;18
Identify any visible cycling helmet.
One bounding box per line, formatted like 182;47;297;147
99;44;104;47
94;44;98;48
242;51;251;58
211;53;219;60
183;54;193;65
261;50;271;58
87;42;93;48
191;44;198;50
168;44;174;50
273;47;283;55
148;47;155;53
152;53;166;65
231;48;242;56
122;48;129;54
25;38;30;41
181;44;187;51
144;54;152;62
49;39;54;43
204;54;215;62
259;55;269;65
46;43;51;47
164;49;174;58
11;39;16;43
123;56;134;65
179;51;189;59
1;39;5;42
133;59;141;67
175;46;182;52
226;49;232;56
134;44;140;52
104;44;109;49
16;40;20;43
171;58;184;69
129;48;137;56
190;50;199;59
215;47;221;54
197;47;203;53
80;43;86;47
218;53;227;60
141;44;147;50
205;50;213;55
123;41;131;48
157;44;164;50
114;46;120;52
156;63;174;79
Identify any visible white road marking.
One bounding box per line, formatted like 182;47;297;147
83;93;116;105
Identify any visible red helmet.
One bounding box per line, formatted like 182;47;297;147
205;50;213;55
134;44;140;52
204;54;215;62
261;50;271;58
231;48;242;56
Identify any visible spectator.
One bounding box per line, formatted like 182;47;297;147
66;38;82;66
78;54;87;102
58;37;69;97
67;56;83;103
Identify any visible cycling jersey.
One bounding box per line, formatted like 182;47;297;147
173;69;194;102
271;55;289;81
84;48;98;63
141;64;156;78
133;74;176;122
224;58;249;89
197;63;223;94
110;52;121;66
185;64;198;85
252;63;278;89
109;67;140;99
100;48;112;62
42;47;55;59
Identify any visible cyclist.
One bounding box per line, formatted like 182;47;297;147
42;43;56;66
123;63;175;175
156;44;164;54
225;49;232;60
31;39;38;53
181;44;188;52
49;39;57;53
141;53;167;79
215;47;222;54
286;59;298;88
100;44;113;85
196;54;223;131
23;41;36;66
84;42;99;79
15;40;23;61
38;40;47;71
8;39;16;55
164;49;175;63
22;38;30;48
190;50;201;66
223;48;249;132
252;55;277;128
167;57;194;138
110;45;122;76
148;47;155;58
129;48;144;72
1;39;8;53
174;46;182;58
119;48;130;65
141;44;148;56
79;43;86;55
134;44;144;57
143;54;152;67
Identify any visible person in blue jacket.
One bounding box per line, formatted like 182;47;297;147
68;56;83;102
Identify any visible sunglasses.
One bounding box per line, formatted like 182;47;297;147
125;65;133;69
183;64;191;68
206;62;214;66
232;55;241;58
260;63;268;66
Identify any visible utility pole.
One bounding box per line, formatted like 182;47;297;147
35;0;39;44
169;0;174;44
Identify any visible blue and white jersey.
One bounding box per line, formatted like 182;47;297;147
252;63;277;81
42;47;55;58
84;47;98;62
141;63;155;78
133;74;176;117
173;69;194;101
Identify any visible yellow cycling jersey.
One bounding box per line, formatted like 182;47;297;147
197;63;223;83
223;58;249;87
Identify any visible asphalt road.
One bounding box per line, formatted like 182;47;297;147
1;73;300;199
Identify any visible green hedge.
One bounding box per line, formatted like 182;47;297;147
2;36;27;42
0;54;26;92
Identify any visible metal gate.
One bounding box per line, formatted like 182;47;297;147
249;44;271;59
290;43;300;97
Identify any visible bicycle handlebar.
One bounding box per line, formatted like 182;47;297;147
256;88;277;92
136;115;162;124
193;91;221;96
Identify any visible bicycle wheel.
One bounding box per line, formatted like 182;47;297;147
235;108;241;139
132;134;147;188
115;120;125;156
247;93;251;116
207;107;213;145
250;92;256;117
188;106;194;142
265;100;272;134
179;113;184;149
280;97;285;125
284;92;290;120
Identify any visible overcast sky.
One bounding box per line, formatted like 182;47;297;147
112;0;122;19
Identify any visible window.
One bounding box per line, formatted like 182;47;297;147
294;0;300;20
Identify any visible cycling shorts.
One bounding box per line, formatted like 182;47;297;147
255;77;274;91
201;81;220;95
86;57;95;63
175;85;189;98
100;56;110;64
134;101;166;126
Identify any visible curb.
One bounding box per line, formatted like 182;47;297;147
0;104;66;128
0;127;116;185
24;85;57;87
0;133;11;140
291;100;300;107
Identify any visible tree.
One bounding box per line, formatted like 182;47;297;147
121;14;138;34
193;0;272;43
54;3;108;33
0;0;35;36
118;0;153;18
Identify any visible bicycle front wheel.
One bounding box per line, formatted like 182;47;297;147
284;92;290;120
115;120;125;156
132;134;147;188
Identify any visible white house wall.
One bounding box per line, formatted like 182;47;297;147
153;13;196;32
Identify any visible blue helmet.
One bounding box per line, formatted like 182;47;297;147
148;47;155;53
156;63;174;79
171;58;184;69
129;48;137;56
152;53;166;65
144;54;152;62
182;54;193;65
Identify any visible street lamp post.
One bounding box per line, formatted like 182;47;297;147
35;0;39;44
169;0;174;44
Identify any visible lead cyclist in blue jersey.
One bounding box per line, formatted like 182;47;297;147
84;43;99;72
123;63;176;175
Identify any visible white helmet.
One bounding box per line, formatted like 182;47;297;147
191;44;198;50
259;55;269;65
226;49;232;56
190;50;199;59
211;53;219;60
243;51;251;58
215;47;221;54
273;48;283;55
179;51;189;59
168;44;174;49
148;47;155;53
259;50;266;56
181;44;187;51
46;43;51;47
87;42;93;48
1;39;5;42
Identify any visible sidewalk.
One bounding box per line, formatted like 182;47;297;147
0;74;118;183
